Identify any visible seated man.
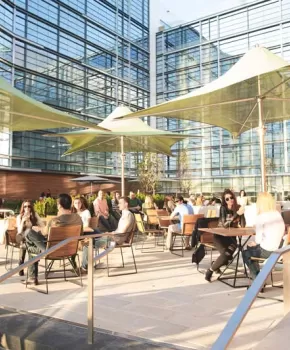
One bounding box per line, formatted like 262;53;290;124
93;190;116;231
81;196;135;272
25;193;83;285
166;196;193;250
128;191;142;213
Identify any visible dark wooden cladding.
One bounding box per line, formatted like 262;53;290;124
0;170;128;200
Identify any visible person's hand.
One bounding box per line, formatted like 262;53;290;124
247;241;257;247
237;207;244;216
21;214;29;222
136;205;141;210
32;226;40;232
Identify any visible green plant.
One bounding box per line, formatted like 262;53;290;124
136;193;145;202
34;198;57;217
153;194;165;209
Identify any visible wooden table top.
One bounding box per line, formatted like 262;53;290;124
199;227;255;237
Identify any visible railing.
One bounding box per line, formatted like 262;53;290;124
0;233;116;345
212;245;290;350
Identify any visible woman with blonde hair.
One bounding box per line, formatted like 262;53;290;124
242;192;285;279
142;194;157;213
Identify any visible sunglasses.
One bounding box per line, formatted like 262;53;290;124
24;205;32;208
225;196;233;201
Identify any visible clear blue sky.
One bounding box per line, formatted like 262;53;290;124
157;0;256;26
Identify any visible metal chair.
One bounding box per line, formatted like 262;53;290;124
5;228;20;270
171;214;204;257
106;223;137;277
26;225;83;294
134;213;164;252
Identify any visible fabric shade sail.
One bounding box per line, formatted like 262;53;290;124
46;106;194;195
118;47;290;191
0;77;105;131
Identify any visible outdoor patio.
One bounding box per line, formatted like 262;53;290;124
0;240;284;350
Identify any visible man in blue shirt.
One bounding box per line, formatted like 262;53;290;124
166;195;193;250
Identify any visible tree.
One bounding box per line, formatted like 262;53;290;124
137;153;164;195
177;149;193;195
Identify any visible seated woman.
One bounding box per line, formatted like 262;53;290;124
111;191;121;221
164;195;175;214
73;197;107;273
16;200;45;280
242;192;285;280
142;195;157;213
205;189;244;282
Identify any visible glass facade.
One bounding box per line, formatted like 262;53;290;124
0;0;149;174
156;0;290;197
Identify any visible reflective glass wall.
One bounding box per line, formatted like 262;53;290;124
0;0;149;174
156;0;290;197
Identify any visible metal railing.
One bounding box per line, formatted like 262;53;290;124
212;245;290;350
0;233;116;345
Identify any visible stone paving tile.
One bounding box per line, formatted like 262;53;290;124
0;241;284;349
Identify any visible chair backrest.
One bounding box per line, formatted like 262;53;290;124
6;228;18;245
200;219;219;244
134;213;145;234
146;209;159;225
90;216;99;230
126;222;137;245
158;216;171;228
46;225;82;259
156;209;168;216
7;217;16;230
182;214;204;235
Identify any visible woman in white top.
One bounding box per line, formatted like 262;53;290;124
72;197;94;233
16;200;44;278
242;192;285;279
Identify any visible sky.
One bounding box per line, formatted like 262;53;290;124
155;0;257;27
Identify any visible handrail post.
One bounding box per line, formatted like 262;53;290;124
87;237;94;344
283;250;290;315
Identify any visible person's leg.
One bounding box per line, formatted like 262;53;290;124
99;216;112;231
206;236;237;281
166;224;180;250
211;236;237;271
16;234;26;276
108;215;117;230
25;229;46;252
242;245;262;279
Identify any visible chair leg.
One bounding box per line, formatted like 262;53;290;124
25;262;29;289
76;254;83;287
106;252;110;277
5;245;9;270
120;247;124;267
10;246;14;270
63;258;66;281
131;245;137;274
45;259;48;294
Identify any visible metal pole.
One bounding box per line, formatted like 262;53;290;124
257;76;267;192
121;136;125;196
87;237;94;344
284;250;290;315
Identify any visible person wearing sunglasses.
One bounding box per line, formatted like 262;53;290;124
205;189;244;282
16;200;45;279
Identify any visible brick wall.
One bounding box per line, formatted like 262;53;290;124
0;170;129;200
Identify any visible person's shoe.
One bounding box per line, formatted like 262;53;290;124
205;269;213;282
34;278;39;286
27;277;39;285
76;268;87;276
18;260;24;276
185;246;192;251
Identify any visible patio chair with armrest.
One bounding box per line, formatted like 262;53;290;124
26;224;83;294
5;228;19;270
134;213;164;252
249;227;290;290
146;209;159;228
106;223;137;277
171;214;204;257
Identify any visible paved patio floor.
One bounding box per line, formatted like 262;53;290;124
0;240;284;349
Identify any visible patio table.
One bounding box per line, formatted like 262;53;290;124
199;227;255;288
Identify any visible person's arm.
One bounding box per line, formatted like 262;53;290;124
254;215;263;245
32;213;45;234
219;206;228;227
16;215;24;234
93;199;100;216
82;210;91;229
170;207;178;220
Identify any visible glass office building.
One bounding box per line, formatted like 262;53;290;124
0;0;149;174
156;0;290;197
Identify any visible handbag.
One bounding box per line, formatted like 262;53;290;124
192;244;205;265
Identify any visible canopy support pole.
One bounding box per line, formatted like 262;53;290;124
120;136;125;196
257;76;267;193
